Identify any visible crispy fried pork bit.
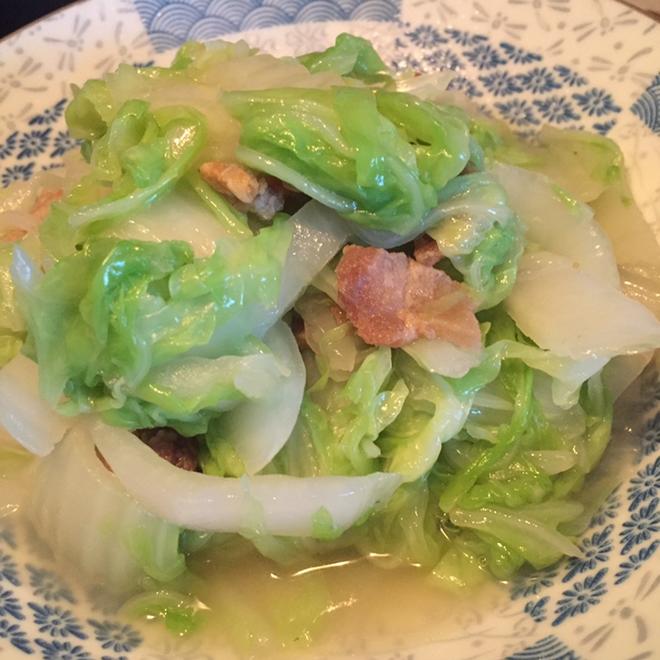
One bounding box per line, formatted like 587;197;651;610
0;228;27;243
413;233;444;267
0;188;63;243
336;245;480;349
290;310;308;351
199;161;284;220
330;304;348;325
30;188;63;221
134;427;200;472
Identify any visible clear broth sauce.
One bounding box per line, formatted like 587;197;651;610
185;546;507;657
139;546;509;659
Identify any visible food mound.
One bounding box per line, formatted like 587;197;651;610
0;32;658;647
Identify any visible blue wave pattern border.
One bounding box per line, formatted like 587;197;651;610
132;0;402;51
506;634;579;660
632;72;660;135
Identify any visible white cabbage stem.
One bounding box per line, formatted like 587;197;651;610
95;420;401;537
28;421;184;594
225;321;305;474
492;162;620;287
403;338;482;378
195;200;350;356
395;70;455;101
506;252;660;360
276;200;351;316
0;354;70;456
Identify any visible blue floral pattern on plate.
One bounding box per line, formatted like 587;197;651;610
16;129;52;160
391;28;625;137
516;67;561;94
29;603;88;640
88;620;142;654
638;412;660;457
0;619;33;655
614;540;659;585
26;566;76;605
35;638;92;660
0;553;21;588
1;163;35;188
523;597;549;624
0;589;24;621
590;487;620;528
553;568;609;627
628;457;660;510
562;526;613;583
620;499;660;554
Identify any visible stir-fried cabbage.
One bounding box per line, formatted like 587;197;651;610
298;33;392;84
275;347;407;477
0;32;658;629
492;162;619;286
43;103;209;259
217;322;305;475
507;252;660;360
0;354;70;455
95;419;402;538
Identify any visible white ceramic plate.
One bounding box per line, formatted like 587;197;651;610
0;1;659;658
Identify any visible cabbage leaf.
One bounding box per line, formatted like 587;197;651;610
299;33;391;84
426;172;523;308
0;245;24;366
275;347;407;476
381;352;472;482
225;87;470;235
20;223;291;431
44;101;208;258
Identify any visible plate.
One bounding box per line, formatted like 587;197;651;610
0;0;659;658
